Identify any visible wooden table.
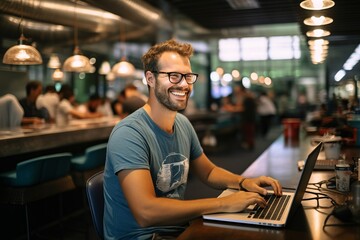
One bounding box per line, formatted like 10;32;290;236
178;135;360;240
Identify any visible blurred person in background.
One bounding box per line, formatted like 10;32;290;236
19;80;50;125
36;84;59;123
56;85;103;127
223;83;257;150
0;94;24;129
257;91;276;137
112;84;148;116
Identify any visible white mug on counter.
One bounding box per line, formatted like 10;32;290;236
323;141;341;160
311;135;342;160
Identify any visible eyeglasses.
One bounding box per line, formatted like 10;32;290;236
152;71;198;85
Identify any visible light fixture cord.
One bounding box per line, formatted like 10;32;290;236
73;0;79;49
120;21;127;60
18;0;25;43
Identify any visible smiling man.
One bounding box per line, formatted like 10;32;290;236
103;39;282;240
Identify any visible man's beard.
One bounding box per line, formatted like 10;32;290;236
154;83;189;111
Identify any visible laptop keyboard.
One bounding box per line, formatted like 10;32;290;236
248;194;291;220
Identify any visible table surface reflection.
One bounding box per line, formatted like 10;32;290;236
0;117;120;158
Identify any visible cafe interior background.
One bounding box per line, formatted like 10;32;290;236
0;0;360;116
1;1;360;239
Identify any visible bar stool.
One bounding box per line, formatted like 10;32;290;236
71;143;107;187
0;152;75;240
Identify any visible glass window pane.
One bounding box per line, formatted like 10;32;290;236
219;38;241;61
240;37;268;61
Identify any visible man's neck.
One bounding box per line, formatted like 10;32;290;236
143;103;176;134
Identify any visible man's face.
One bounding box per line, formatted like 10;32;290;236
153;52;193;111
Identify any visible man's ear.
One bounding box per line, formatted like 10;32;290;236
145;71;155;87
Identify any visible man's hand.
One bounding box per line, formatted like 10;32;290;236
240;176;282;196
220;191;267;212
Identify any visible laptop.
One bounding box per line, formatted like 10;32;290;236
203;142;322;227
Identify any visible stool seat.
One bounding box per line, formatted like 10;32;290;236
71;143;107;171
71;143;107;187
0;152;75;239
0;153;73;187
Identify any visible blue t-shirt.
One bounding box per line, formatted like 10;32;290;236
104;108;203;240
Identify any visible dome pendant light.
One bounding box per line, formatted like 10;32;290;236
63;46;92;73
63;0;91;73
300;0;335;10
112;57;135;78
111;21;135;78
2;0;42;65
303;16;333;26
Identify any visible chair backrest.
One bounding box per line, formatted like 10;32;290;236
40;153;72;181
16;153;72;187
84;143;107;170
86;171;104;240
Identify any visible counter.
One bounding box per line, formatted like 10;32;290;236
0;117;120;170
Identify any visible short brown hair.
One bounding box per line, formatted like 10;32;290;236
141;39;193;74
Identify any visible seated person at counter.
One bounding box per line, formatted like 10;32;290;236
19;80;50;125
104;39;282;239
119;95;146;119
77;94;114;117
36;84;60;123
55;85;103;126
0;94;24;129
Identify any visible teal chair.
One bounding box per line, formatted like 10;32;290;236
0;153;76;240
71;143;107;187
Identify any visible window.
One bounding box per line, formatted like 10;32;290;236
218;36;301;61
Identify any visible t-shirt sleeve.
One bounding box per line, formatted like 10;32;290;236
107;124;150;175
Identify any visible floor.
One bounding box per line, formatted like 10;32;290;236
10;125;283;240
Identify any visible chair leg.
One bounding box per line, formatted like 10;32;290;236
25;203;31;240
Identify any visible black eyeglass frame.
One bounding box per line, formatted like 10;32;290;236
152;71;199;85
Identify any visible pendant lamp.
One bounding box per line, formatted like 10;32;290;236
306;29;331;37
63;0;91;73
112;57;135;78
99;61;111;75
303;16;333;26
63;46;92;73
2;0;42;65
111;21;135;78
47;54;61;69
300;0;335;10
52;68;64;81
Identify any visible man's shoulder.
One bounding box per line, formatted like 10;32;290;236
113;109;148;130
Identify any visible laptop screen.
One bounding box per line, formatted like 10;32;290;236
289;142;322;217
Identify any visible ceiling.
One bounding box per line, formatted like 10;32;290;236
144;0;360;82
0;0;360;82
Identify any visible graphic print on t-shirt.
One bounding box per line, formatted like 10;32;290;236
156;152;189;196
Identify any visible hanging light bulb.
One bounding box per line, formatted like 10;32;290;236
63;0;91;73
303;16;333;26
306;29;331;37
106;71;116;81
300;0;335;10
111;20;135;78
99;61;111;75
3;35;43;65
47;54;61;68
2;0;42;65
52;68;64;81
112;57;135;78
63;46;92;73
